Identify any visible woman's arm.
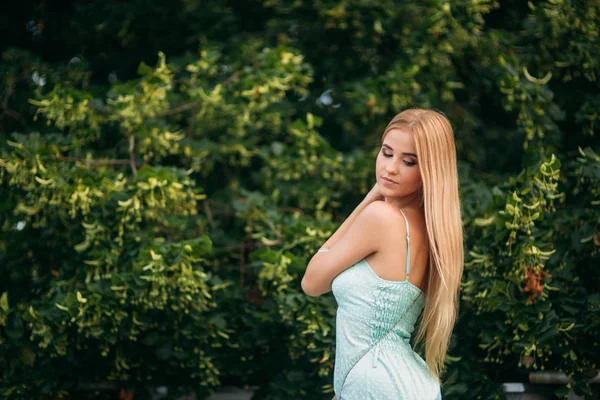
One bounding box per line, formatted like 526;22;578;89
301;184;388;296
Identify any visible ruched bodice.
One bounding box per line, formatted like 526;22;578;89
328;209;441;399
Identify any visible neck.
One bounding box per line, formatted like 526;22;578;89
384;191;422;211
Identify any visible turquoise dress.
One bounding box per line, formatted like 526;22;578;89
328;209;441;399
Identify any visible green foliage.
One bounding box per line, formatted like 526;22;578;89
0;0;599;399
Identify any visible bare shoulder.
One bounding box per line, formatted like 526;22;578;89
358;201;426;247
398;206;427;231
370;201;417;229
376;203;429;248
402;208;427;236
361;201;406;227
396;206;430;258
365;204;429;285
349;201;393;240
360;201;410;241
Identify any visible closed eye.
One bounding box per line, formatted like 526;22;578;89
383;152;417;166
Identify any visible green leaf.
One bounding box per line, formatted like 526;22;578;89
0;292;8;312
22;346;36;366
569;350;577;361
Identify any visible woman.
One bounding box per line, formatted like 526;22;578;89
301;108;464;399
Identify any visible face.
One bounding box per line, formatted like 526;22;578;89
376;128;422;199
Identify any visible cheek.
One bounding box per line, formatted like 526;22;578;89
375;154;386;171
407;167;422;187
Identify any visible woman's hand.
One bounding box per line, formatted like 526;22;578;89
365;182;384;203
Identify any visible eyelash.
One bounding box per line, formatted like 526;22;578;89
382;152;417;166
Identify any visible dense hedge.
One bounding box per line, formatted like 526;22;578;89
0;1;599;399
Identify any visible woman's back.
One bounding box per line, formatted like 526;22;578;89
363;204;429;290
330;208;441;400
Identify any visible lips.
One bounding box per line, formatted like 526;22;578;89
382;177;397;184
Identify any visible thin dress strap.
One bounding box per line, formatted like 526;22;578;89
398;209;411;282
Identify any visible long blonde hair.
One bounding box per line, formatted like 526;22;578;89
382;108;464;381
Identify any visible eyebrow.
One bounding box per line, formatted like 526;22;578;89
382;143;417;158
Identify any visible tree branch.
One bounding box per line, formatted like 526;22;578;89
57;155;147;173
128;134;137;177
254;207;283;239
204;199;216;229
187;103;200;138
57;155;131;166
87;102;112;115
240;241;246;288
1;82;28;129
156;100;202;117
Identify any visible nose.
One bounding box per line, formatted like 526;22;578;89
386;162;399;175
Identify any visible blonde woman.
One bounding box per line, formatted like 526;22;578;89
301;108;464;399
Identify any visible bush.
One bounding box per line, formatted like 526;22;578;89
0;1;598;399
